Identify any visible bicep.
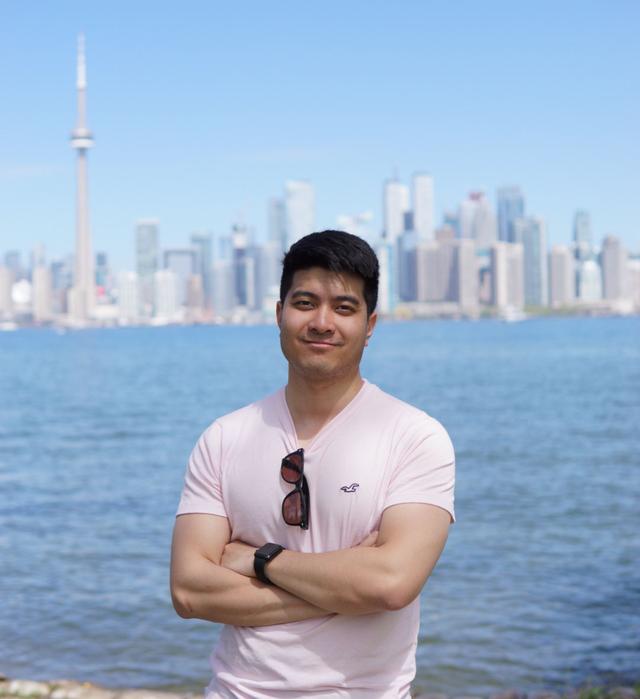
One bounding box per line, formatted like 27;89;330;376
171;513;230;580
377;503;451;603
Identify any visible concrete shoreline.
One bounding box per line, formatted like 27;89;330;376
1;677;639;699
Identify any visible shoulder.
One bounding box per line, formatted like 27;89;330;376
365;382;449;435
198;388;283;448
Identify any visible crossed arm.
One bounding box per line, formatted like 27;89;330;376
170;503;451;627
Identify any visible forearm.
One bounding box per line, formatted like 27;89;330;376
265;545;404;615
172;556;331;627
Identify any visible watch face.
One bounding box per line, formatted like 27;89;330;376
257;543;283;560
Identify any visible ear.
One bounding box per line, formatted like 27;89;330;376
276;300;283;328
364;310;378;346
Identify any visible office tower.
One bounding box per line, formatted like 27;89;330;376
285;180;315;249
50;256;73;314
163;248;196;306
0;267;14;316
413;173;435;241
191;231;213;309
573;210;592;262
383;179;409;243
497;187;525;243
186;274;205;314
255;240;282;312
136;220;159;315
212;259;235;319
68;35;95;321
628;259;640;310
268;197;287;253
435;225;456;243
549;245;575;308
154;269;179;320
375;241;394;314
601;235;629;300
415;241;441;302
513;216;548;306
457;239;478;308
459;192;496;247
397;230;418;302
231;224;250;306
32;266;53;322
490;242;525;309
117;271;139;323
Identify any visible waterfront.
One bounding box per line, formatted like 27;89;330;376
0;317;638;695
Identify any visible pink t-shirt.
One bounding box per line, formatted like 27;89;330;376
177;379;456;699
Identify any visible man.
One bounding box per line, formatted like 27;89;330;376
170;230;455;698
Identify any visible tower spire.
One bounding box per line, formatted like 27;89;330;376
68;33;95;323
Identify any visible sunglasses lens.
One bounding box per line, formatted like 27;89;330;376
281;451;303;483
282;490;303;525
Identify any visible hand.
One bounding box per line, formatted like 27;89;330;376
221;540;257;578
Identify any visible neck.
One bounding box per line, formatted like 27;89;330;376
285;368;364;426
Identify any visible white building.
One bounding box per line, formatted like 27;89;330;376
413;173;434;241
32;266;53;322
513;216;548;307
548;245;575;308
383;179;410;243
0;266;14;317
459;192;497;247
154;269;179;321
601;235;629;300
490;242;524;310
117;271;139;323
285;180;315;249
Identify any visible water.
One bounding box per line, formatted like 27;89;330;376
0;317;638;696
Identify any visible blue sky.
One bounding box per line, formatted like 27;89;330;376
1;1;638;270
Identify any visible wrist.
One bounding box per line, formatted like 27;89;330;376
254;543;285;584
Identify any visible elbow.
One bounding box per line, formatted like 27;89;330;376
171;585;195;619
378;576;419;612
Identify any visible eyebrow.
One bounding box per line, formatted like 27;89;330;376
290;290;361;306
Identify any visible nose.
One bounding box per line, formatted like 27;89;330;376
308;304;335;336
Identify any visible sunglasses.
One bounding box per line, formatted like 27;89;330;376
281;448;310;530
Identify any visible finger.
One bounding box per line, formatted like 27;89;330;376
358;530;378;547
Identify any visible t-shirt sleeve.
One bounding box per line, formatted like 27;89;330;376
383;416;456;523
176;421;227;518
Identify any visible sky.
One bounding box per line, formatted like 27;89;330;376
1;0;639;271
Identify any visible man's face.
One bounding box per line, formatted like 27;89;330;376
276;266;377;382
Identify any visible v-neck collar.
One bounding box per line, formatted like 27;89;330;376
279;379;371;453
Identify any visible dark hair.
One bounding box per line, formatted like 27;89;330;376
280;230;379;316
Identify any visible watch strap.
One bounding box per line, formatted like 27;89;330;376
254;543;285;585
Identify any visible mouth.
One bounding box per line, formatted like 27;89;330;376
302;339;340;348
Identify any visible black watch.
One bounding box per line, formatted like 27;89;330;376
254;543;285;585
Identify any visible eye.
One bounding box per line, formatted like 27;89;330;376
336;305;355;314
294;300;313;308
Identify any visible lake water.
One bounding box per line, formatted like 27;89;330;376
0;317;638;696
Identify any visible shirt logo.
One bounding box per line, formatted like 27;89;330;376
340;483;360;493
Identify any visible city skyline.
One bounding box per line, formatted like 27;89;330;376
1;2;639;271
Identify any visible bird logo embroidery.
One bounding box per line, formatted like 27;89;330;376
340;483;360;493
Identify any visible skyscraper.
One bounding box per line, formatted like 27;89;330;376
497;187;525;243
383;179;409;243
68;34;95;322
548;245;575;308
136;220;159;316
285;180;315;249
164;249;196;306
459;192;496;247
601;235;628;300
490;242;524;309
573;210;592;262
190;231;213;309
413;173;435;241
513;216;548;306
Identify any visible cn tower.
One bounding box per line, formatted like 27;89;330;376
68;34;95;321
